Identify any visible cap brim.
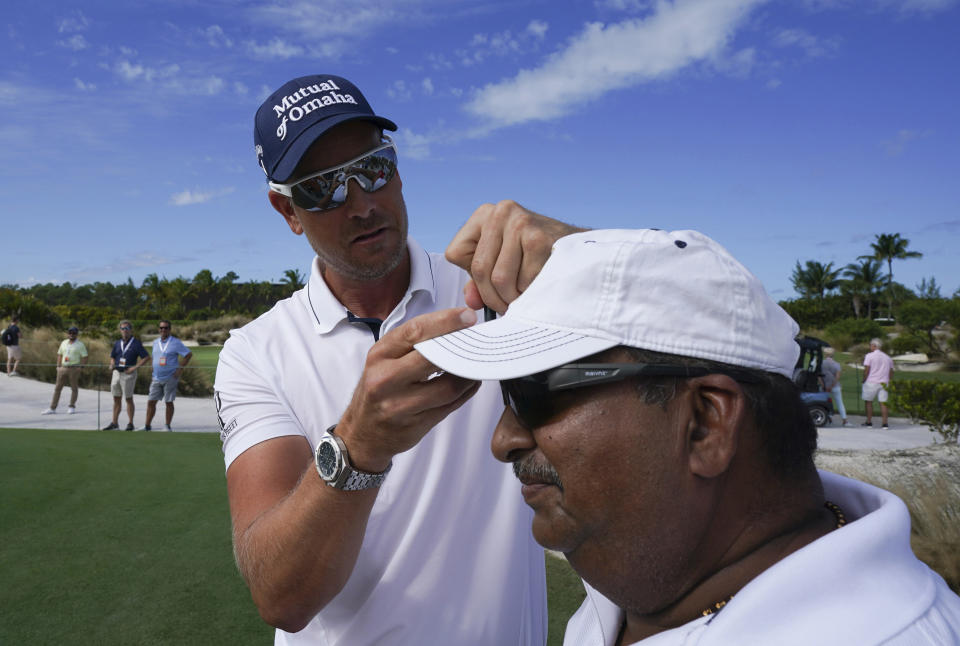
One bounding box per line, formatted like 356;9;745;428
271;113;398;182
414;316;618;381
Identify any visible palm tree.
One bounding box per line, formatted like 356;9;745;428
791;260;841;307
281;268;306;293
841;259;886;319
860;233;922;318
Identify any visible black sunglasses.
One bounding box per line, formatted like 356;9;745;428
158;325;170;330
500;362;761;429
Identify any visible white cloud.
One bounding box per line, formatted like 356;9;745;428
74;78;96;92
245;38;305;60
395;128;432;160
387;80;413;101
766;78;782;89
465;0;766;129
248;1;403;39
881;129;932;156
527;20;549;39
57;11;90;33
774;28;839;58
114;60;180;83
458;24;545;66
58;34;89;51
594;0;655;10
421;78;435;95
204;25;233;48
801;0;957;12
169;187;236;206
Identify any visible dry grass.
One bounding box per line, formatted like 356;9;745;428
816;445;960;592
13;326;212;397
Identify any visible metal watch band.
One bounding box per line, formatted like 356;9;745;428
317;425;392;491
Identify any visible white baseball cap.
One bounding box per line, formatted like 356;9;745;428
415;229;800;380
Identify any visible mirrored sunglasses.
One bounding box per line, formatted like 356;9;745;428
500;362;762;430
119;326;132;331
268;136;398;213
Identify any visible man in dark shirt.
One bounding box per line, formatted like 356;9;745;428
103;320;150;431
4;315;21;376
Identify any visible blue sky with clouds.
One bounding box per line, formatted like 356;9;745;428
2;0;958;300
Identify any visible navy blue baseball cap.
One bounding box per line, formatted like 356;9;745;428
254;74;397;183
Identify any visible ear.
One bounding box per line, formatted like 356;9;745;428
268;190;304;235
684;374;747;479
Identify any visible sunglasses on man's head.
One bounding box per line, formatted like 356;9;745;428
268;136;398;213
500;362;763;430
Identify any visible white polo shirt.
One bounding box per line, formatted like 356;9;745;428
215;238;547;646
564;470;960;645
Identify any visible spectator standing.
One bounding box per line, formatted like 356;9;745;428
3;315;22;376
821;346;848;426
103;320;150;431
143;320;192;432
862;337;894;429
42;326;88;414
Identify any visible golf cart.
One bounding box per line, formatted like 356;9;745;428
794;335;835;428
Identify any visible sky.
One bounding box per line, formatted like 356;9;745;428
2;0;958;301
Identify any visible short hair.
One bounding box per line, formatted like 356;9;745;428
119;319;132;328
870;338;882;348
159;319;172;328
823;347;835;357
622;346;817;477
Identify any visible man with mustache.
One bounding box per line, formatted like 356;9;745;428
417;229;960;645
214;74;578;644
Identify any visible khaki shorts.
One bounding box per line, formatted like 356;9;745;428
862;381;889;403
111;370;138;399
6;345;21;360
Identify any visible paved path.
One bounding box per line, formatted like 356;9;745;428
0;373;946;449
0;373;220;433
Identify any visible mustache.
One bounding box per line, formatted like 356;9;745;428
513;456;563;490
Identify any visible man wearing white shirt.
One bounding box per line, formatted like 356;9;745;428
418;229;960;646
215;73;577;644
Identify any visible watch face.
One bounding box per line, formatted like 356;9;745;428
316;440;339;479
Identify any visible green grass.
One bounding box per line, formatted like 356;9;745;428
830;353;960;418
0;428;585;645
187;345;221;380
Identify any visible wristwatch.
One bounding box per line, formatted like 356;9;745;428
315;425;392;490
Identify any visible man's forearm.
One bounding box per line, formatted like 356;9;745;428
229;443;380;632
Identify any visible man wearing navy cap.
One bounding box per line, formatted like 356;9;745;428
215;74;577;644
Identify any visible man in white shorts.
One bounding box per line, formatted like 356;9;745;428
103;320;150;431
861;337;894;429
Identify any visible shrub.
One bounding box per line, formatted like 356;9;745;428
889;381;960;443
889;334;924;355
824;318;884;347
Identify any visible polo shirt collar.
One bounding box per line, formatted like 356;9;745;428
303;237;437;335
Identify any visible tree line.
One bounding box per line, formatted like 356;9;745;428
1;268;307;329
782;232;959;357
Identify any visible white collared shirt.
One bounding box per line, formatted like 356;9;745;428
215;238;547;646
564;471;960;645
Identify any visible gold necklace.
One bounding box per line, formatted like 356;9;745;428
699;501;846;617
